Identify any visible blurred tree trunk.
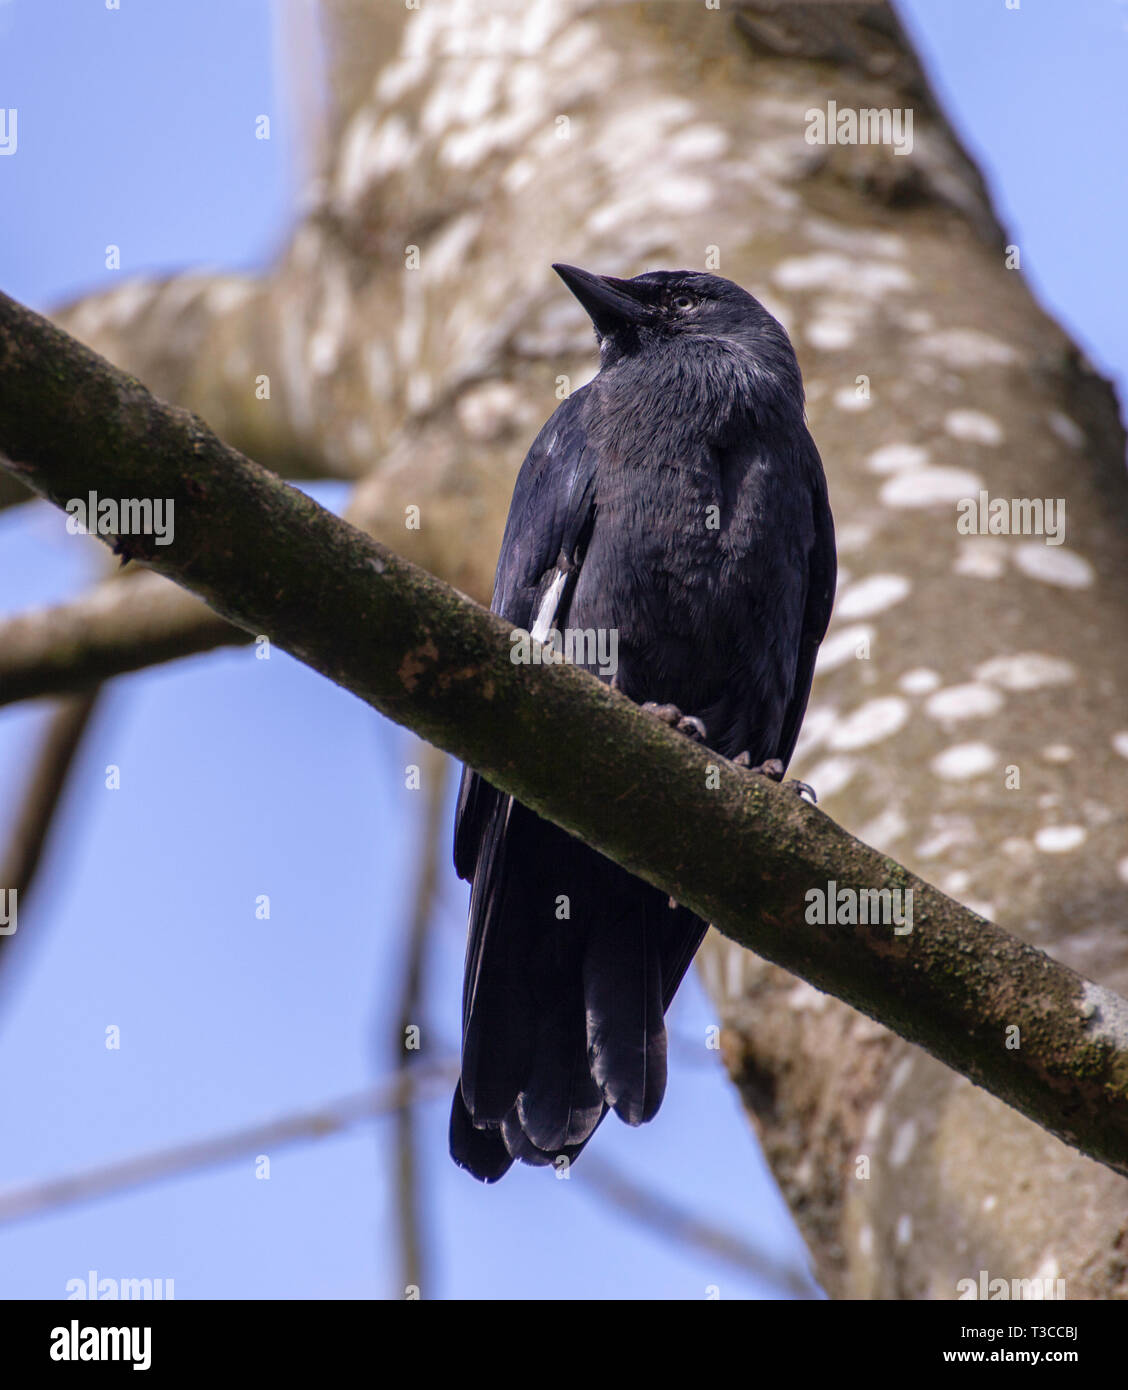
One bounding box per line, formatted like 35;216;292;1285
18;0;1128;1298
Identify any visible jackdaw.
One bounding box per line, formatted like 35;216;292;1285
450;264;836;1181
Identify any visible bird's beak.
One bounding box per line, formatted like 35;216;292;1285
552;263;653;335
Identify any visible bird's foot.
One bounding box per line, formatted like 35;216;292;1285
733;753;784;779
732;753;817;803
641;702;707;742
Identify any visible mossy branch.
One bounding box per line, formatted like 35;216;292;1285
2;288;1127;1176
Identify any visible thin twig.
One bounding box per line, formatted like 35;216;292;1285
0;691;100;967
0;1062;814;1296
389;741;450;1295
577;1154;819;1298
0;1063;457;1226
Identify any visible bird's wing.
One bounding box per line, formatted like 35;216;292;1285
777;431;837;768
449;389;602;1180
453;386;597;879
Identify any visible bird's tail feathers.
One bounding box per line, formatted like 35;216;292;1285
584;898;668;1125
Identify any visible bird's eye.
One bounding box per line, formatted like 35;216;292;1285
671;294;696;312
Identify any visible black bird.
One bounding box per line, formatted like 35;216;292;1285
450;264;836;1181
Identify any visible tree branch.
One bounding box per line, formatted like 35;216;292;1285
576;1154;817;1297
0;1065;456;1227
0;691;100;967
0;1061;813;1294
388;741;448;1295
2;287;1127;1177
0;455;33;512
0;570;248;706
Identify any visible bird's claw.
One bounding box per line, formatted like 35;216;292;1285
733;754;817;803
642;703;707;742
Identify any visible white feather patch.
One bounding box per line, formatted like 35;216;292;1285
530;568;568;644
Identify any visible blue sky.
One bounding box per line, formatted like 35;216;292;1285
0;0;1123;1300
897;0;1128;402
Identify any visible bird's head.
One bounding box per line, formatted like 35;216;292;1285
552;263;791;364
